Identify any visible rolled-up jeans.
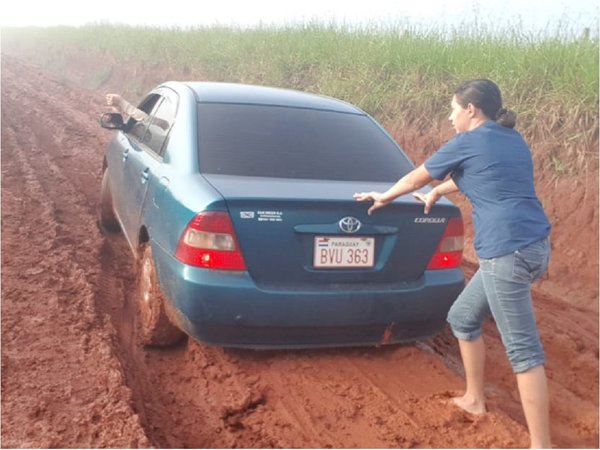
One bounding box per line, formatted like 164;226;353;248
447;238;551;373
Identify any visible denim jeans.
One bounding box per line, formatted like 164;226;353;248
447;238;551;373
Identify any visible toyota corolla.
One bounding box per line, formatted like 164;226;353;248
99;81;464;348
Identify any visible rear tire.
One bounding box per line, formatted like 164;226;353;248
98;169;121;234
135;244;185;347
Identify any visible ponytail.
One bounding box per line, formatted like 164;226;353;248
495;107;517;129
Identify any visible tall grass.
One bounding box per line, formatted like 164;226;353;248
2;22;598;172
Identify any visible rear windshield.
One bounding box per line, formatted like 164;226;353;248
197;103;413;182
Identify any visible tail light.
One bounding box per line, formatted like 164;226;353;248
175;212;247;270
427;217;463;270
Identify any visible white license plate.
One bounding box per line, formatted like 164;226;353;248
313;236;375;268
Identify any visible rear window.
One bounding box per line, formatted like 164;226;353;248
197;103;413;182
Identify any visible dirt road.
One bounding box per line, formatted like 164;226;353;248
1;54;598;448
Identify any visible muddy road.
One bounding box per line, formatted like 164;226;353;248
1;55;598;448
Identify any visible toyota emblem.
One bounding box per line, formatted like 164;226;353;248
339;216;362;234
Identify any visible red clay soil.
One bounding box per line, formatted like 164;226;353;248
1;54;598;448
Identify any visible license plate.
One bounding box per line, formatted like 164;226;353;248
313;236;375;268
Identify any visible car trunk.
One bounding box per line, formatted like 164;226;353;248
203;174;460;287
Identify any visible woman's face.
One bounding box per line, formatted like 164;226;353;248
449;95;471;134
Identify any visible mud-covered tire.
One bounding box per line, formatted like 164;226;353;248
135;244;185;347
98;169;121;234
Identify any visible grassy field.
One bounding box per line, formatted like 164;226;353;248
2;23;598;172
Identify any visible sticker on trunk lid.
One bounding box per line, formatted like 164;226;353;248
239;210;283;222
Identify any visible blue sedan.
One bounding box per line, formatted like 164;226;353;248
99;82;464;348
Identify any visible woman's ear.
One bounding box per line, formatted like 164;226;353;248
466;103;477;117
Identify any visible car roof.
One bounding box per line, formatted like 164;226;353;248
180;82;362;114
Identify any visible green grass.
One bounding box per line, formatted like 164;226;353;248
2;22;598;172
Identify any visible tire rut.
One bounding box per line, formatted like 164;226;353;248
1;78;149;446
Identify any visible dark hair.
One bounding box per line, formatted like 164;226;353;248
454;79;517;128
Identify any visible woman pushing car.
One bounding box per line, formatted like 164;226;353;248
354;79;552;448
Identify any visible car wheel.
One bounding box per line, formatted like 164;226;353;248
98;169;121;234
135;243;185;347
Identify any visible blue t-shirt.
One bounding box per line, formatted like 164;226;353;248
424;121;551;259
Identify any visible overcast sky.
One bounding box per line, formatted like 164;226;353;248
0;0;597;34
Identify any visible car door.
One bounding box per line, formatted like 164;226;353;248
106;94;161;241
135;91;178;251
119;91;176;248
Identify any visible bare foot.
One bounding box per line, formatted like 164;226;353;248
452;394;486;415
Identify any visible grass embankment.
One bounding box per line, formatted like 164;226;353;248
2;24;598;173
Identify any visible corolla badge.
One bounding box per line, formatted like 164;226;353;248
339;216;362;234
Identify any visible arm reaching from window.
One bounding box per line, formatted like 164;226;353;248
105;94;148;122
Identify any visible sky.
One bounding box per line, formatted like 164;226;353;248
0;0;597;34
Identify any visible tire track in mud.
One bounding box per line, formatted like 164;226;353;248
2;54;597;448
1;61;150;446
239;346;531;448
1;55;164;447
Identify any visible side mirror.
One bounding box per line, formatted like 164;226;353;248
100;113;124;130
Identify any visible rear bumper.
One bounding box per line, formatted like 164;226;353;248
153;242;464;348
